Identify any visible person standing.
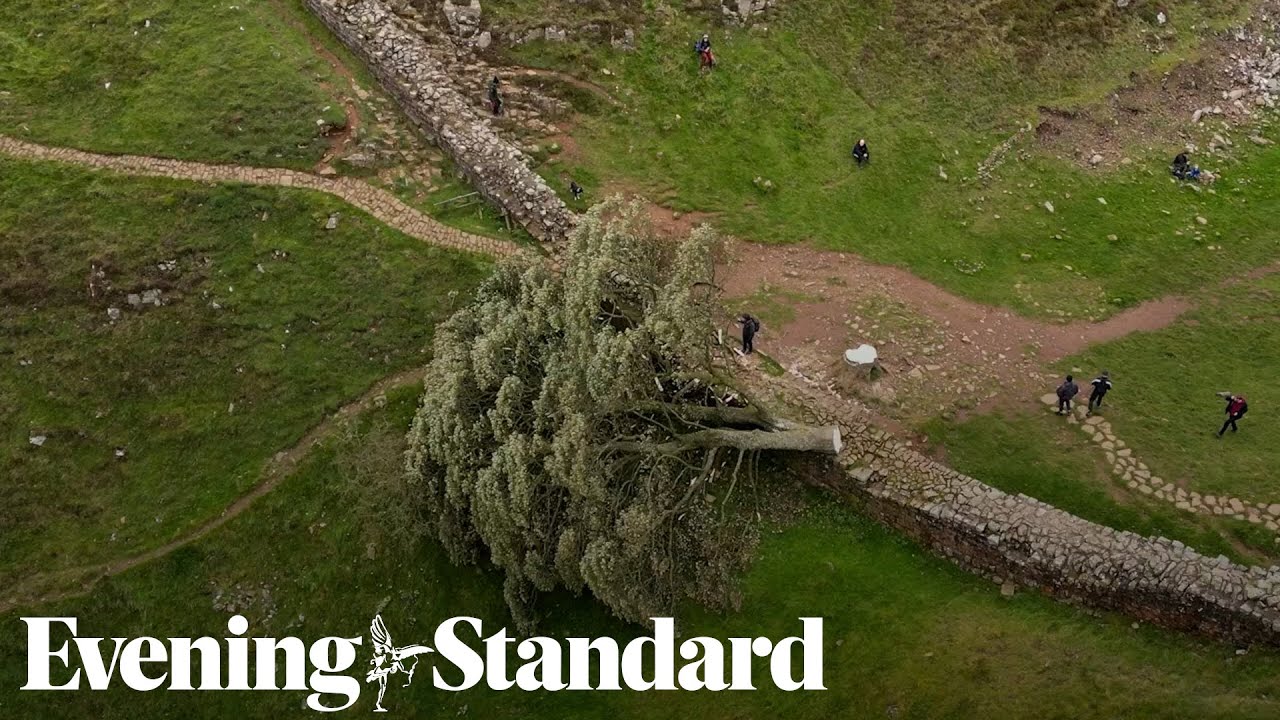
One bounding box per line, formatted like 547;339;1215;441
1087;370;1112;414
487;76;503;116
1056;375;1080;415
569;180;584;201
737;314;760;355
852;138;870;167
1217;394;1249;437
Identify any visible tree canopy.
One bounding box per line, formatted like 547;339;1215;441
406;198;838;627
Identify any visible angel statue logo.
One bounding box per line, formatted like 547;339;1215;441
365;614;432;712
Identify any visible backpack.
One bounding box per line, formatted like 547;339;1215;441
1231;398;1249;417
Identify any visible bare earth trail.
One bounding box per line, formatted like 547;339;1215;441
717;239;1275;428
508;66;625;108
0;366;431;615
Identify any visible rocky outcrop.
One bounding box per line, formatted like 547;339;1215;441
721;0;778;24
441;0;482;37
305;0;574;245
767;371;1280;647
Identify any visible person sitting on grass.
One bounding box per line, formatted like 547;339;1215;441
694;34;715;70
852;138;870;167
1171;151;1189;179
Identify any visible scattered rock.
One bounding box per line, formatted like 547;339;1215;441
325;214;339;230
29;435;47;447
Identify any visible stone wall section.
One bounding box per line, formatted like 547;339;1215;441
761;370;1280;646
305;0;574;246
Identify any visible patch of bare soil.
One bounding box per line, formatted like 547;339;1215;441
644;203;717;238
266;0;363;173
716;240;1206;429
1033;15;1271;169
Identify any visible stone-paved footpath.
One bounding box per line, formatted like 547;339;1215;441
0;135;526;260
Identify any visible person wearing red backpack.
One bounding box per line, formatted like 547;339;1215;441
1217;393;1249;437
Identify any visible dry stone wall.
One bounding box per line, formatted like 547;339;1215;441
306;0;574;245
765;371;1280;646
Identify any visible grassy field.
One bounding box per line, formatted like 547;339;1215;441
4;390;1279;719
0;158;490;595
507;0;1280;318
924;412;1278;565
1053;271;1280;501
923;270;1280;562
0;0;348;166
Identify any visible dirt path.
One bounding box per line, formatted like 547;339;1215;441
0;134;523;259
507;66;624;108
0;366;430;615
716;239;1271;429
267;0;363;173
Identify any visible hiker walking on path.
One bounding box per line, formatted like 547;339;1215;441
852;138;870;167
1056;375;1080;415
695;34;716;71
488;76;504;116
737;314;760;355
1217;393;1249;437
1087;371;1112;414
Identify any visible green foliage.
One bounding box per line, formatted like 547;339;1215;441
407;197;763;627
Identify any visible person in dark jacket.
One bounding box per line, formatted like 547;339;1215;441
1087;370;1112;414
695;34;715;69
1056;375;1080;415
852;138;870;167
737;314;760;355
1218;394;1249;437
569;180;583;201
1171;152;1189;179
487;76;503;116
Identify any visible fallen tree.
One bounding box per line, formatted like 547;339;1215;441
406;197;838;627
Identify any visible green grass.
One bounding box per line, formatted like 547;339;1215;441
924;412;1277;564
1059;271;1280;502
0;0;349;166
511;0;1280;317
0;158;490;593
4;391;1279;719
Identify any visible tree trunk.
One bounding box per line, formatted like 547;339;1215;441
627;401;776;430
608;425;842;455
